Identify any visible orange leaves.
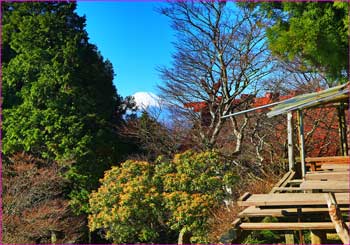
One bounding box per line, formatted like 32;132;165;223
88;160;163;243
155;150;236;243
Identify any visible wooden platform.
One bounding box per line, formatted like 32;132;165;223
234;167;350;243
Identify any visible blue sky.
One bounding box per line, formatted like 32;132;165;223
76;1;175;98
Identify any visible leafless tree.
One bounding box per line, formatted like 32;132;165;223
2;152;85;244
158;1;273;151
120;106;180;161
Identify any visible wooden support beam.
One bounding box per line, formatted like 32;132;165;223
285;232;294;244
270;170;295;193
240;222;350;230
297;110;306;178
325;192;350;244
337;103;348;156
306;156;350;163
287;112;295;171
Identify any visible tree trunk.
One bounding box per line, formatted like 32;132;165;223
178;227;191;244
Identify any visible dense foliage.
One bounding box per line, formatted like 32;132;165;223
155;150;238;243
88;160;166;243
89;150;239;243
2;1;126;213
243;2;349;83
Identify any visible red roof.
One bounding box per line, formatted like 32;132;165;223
184;91;347;157
184;92;294;112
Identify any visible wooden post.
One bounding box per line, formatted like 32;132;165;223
297;110;306;178
325;192;350;244
337;103;348;156
297;207;305;244
51;231;57;244
285;232;294;244
310;230;326;244
287;112;294;171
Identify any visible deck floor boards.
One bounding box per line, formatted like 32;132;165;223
300;180;349;191
238;193;350;207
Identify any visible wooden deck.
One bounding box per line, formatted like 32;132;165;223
235;161;350;234
221;84;350;244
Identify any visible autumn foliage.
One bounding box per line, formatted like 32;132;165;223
88;160;165;243
2;153;85;244
88;150;239;243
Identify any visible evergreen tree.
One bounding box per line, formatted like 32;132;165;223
2;1;126;213
241;2;349;83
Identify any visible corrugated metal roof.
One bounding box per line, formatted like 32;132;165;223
267;82;350;118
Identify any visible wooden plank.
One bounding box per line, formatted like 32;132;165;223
238;206;350;218
239;206;284;217
238;192;251;202
321;164;350;171
240;222;350;231
306;156;350;163
272;187;303;192
284;171;295;186
232;218;241;227
270;171;295;193
238;193;350;207
273;171;293;188
305;172;349;181
300;181;350;191
288;179;303;184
